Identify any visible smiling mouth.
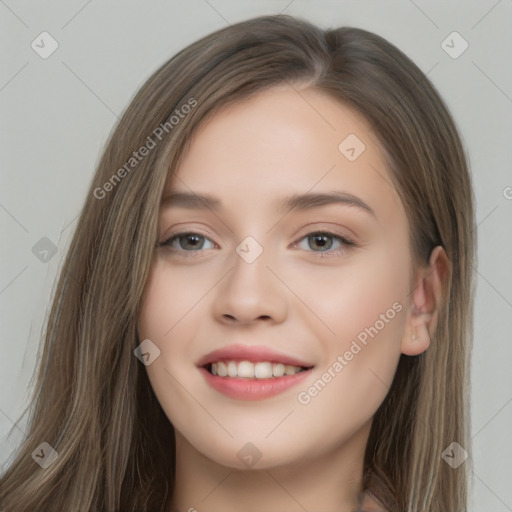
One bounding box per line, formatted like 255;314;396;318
204;360;313;379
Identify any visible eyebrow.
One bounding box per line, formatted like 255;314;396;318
160;191;376;217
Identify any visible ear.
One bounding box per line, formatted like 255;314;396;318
401;245;450;356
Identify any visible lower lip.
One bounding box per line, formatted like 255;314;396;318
198;366;313;401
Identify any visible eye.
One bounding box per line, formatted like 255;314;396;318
158;229;356;259
158;231;215;256
294;231;356;258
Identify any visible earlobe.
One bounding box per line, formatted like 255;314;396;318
401;245;449;356
401;312;433;355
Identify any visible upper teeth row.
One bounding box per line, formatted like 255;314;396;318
211;361;304;379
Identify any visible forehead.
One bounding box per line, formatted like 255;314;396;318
163;85;404;225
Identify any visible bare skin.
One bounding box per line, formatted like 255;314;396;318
137;84;448;512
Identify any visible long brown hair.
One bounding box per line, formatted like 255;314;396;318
0;14;475;511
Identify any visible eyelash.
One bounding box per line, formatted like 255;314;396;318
157;229;357;259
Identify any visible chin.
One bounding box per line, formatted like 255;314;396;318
193;436;304;471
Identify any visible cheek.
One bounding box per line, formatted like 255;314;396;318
137;262;206;432
290;246;409;417
290;245;410;352
138;258;208;340
137;263;204;393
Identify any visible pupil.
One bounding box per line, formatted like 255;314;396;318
182;234;202;250
311;234;331;251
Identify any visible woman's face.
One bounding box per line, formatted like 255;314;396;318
138;85;419;469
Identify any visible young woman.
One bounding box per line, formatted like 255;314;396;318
0;14;475;512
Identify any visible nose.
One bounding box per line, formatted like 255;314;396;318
212;243;288;326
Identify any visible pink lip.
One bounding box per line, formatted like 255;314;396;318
196;344;314;368
199;366;313;401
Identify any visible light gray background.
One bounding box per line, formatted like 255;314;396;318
1;1;511;510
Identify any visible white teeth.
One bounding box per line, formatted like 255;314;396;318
272;363;285;377
208;360;307;379
238;360;255;378
254;362;273;379
216;361;227;377
227;361;237;377
284;365;297;376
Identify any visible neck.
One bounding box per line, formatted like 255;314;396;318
169;420;372;512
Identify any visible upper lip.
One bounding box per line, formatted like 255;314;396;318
196;344;315;368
